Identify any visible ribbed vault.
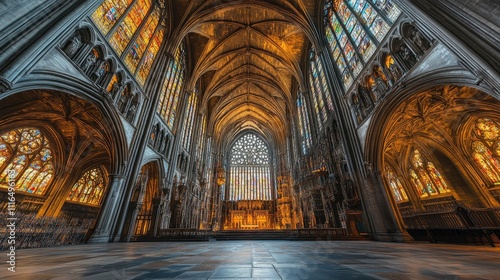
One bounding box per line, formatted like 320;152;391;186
169;0;321;152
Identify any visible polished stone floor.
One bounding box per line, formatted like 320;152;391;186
1;240;499;279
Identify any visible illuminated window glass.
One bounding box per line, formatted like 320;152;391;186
229;133;273;201
157;44;186;129
472;118;500;183
297;94;312;154
181;91;198;151
67;167;106;206
108;0;152;55
309;50;333;130
0;128;54;195
92;1;165;87
409;149;450;198
324;0;399;89
92;0;133;35
124;8;160;73
386;168;407;202
136;25;164;86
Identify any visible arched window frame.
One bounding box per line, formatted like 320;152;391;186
385;166;408;202
157;44;186;130
308;50;328;131
471;118;500;185
408;148;451;198
66;166;108;206
0;128;55;195
228;133;273;201
297;93;313;154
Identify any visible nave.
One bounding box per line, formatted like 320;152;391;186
2;240;499;279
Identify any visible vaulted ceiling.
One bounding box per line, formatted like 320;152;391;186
168;0;322;151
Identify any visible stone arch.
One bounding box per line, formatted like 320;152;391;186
124;160;162;240
0;82;128;247
364;72;500;240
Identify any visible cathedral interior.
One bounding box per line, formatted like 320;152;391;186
1;0;500;278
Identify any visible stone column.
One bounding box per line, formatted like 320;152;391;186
88;174;125;243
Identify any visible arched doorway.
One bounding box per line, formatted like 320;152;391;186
125;161;161;240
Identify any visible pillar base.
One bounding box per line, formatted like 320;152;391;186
371;231;414;242
87;230;112;243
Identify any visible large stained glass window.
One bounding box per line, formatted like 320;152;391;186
385;166;407;202
67;167;107;206
92;0;133;34
308;50;329;131
297;93;312;154
408;149;450;198
229;133;273;201
471;118;500;184
324;0;400;90
91;0;165;86
181;91;198;151
0;128;54;195
157;44;186;129
108;0;152;55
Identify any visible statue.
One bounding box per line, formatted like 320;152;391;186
389;63;402;81
63;34;81;57
127;104;136;121
411;28;428;52
93;61;107;83
82;52;97;73
400;45;416;66
111;82;124;97
118;87;130;113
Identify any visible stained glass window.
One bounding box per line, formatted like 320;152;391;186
124;8;160;73
386;167;407;202
67;167;107;206
229;133;273;201
308;50;331;131
157;44;186;129
408;149;450;198
297;93;312;154
136;26;164;86
324;0;400;90
92;0;134;35
92;0;165;87
0;128;54;195
108;0;152;55
181;91;198;151
472;118;500;184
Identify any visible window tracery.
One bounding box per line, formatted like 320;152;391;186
471;118;500;184
297;93;312;154
324;0;400;89
408;149;450;198
308;50;332;131
91;0;164;86
0;128;54;195
229;134;272;201
157;44;186;129
385;167;407;202
67;167;107;206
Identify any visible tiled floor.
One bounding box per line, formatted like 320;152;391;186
1;240;499;279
